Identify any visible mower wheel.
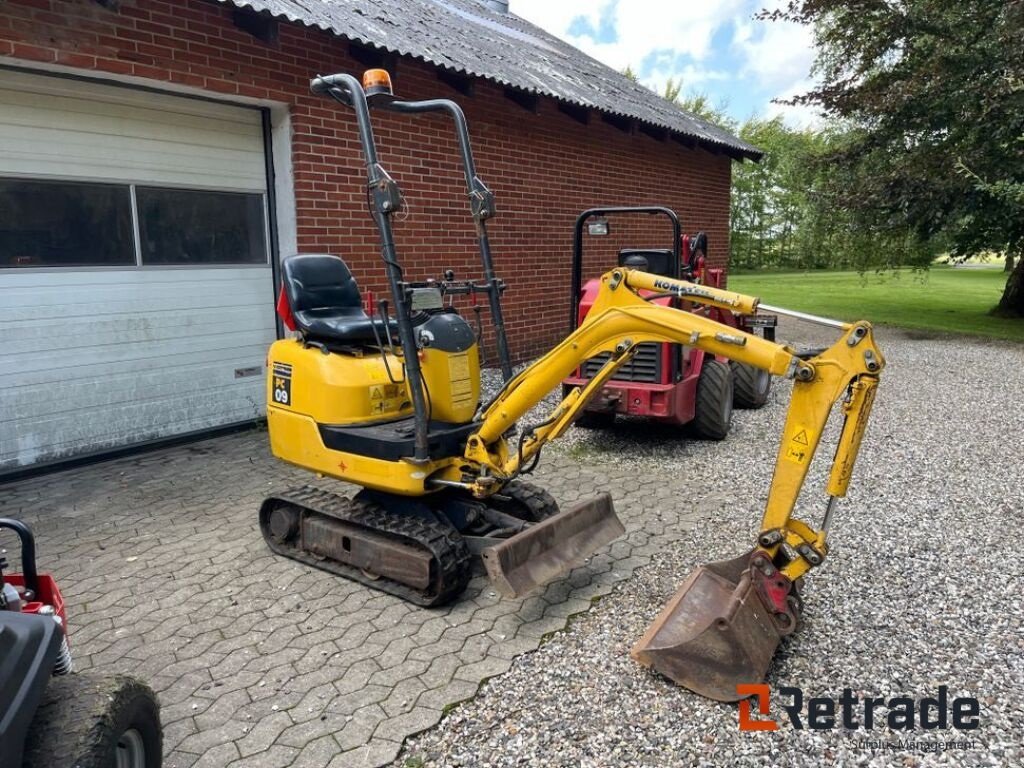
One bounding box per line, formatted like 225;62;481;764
691;359;733;440
731;361;771;409
490;480;560;522
575;410;616;429
23;673;162;768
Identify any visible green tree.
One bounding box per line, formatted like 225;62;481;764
662;77;682;103
622;66;734;130
765;0;1024;316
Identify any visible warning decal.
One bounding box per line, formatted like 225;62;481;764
448;352;474;408
369;383;403;414
784;425;813;465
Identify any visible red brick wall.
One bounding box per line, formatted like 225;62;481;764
1;0;734;361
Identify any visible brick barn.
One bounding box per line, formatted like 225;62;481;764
0;0;759;473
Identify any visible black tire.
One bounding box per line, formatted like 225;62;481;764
731;361;771;409
690;359;733;440
23;674;162;768
575;410;616;430
490;480;560;522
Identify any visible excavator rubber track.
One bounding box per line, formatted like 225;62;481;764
259;486;472;607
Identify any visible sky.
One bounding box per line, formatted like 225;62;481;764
510;0;822;128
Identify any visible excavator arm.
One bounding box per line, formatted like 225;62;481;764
462;267;884;582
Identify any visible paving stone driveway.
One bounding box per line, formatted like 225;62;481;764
0;430;715;768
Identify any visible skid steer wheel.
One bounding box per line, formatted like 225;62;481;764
23;674;162;768
690;359;734;440
489;479;560;522
731;360;771;409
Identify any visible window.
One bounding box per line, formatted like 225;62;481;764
0;178;135;268
136;187;268;266
0;178;269;269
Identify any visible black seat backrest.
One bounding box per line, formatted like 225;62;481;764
618;248;675;278
282;254;362;314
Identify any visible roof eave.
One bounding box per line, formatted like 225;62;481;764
223;1;761;158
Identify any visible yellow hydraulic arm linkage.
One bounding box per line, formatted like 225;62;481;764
465;266;883;580
460;267;884;700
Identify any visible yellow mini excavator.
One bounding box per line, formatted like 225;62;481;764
261;70;885;701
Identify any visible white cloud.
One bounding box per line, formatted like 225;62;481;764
732;10;815;90
514;0;747;78
510;0;820;127
763;78;826;129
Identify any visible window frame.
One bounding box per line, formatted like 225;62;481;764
0;172;271;272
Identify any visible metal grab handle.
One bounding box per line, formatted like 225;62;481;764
0;518;39;598
376;96;513;380
311;74;353;97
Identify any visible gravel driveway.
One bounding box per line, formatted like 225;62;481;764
399;322;1024;767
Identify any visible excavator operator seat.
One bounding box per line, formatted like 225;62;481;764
282;254;395;344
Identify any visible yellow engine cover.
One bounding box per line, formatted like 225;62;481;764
267;339;412;425
264;335;481;495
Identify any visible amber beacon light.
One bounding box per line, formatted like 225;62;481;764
362;69;393;97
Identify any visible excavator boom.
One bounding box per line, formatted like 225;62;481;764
463;267;884;699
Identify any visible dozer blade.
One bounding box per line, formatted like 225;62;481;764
631;550;800;702
481;492;624;598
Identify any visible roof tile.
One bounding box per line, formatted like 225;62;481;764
222;0;760;159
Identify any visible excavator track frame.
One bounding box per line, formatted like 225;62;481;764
259;486;472;607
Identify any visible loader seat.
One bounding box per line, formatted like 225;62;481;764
282;254;397;344
618;248;675;278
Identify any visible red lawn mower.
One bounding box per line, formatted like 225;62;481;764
563;206;777;438
0;518;162;768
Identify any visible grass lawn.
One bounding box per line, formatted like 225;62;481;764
729;266;1024;342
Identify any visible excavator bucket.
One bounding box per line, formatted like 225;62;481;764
481;493;624;598
631;550;799;702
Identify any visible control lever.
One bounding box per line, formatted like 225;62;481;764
471;290;486;366
371;299;406;385
444;270;456;307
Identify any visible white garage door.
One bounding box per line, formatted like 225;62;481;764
0;69;276;472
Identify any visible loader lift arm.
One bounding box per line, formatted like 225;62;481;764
460;267;884;583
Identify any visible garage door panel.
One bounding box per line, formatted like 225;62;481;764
0;72;265;189
0;112;263;158
1;395;264;468
0;130;265;190
3;327;274;375
0;70;275;472
0;88;263;147
0;267;272;294
4;302;272;355
0;69;261;125
2;344;272;391
3;356;268;423
0;291;271;322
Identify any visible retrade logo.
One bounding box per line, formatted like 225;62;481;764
736;685;980;732
737;684;777;731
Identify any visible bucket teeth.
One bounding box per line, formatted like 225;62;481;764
631;550;799;702
481;493;624;598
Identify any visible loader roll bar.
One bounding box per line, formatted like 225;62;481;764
571;207;681;334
